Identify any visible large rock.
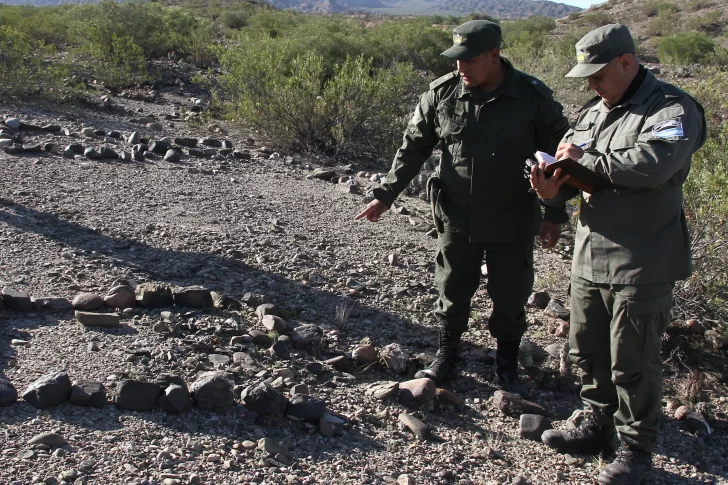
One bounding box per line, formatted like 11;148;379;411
75;311;120;327
159;384;194;414
248;329;273;347
545;299;570;321
352;345;379;365
115;380;161;411
380;343;407;374
261;314;286;332
173;286;213;308
255;303;279;319
154;373;187;389
519;414;553;441
290;324;323;347
493;390;550;417
136;283;173;308
104;285;136;309
241;383;288;415
527;291;550;309
71;293;104;312
2;288;33;311
70;380;106;408
32;297;72;311
28;432;68;447
0;378;18;406
286;394;326;422
22;371;72;408
190;373;234;409
369;381;399;400
398;378;436;409
398;412;432;440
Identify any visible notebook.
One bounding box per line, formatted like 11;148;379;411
534;151;612;194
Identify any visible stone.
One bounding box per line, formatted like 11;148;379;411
136;283;173;308
255;303;279;319
175;137;197;147
0;379;18;406
159;384;194;414
103;285;135;309
70;380;106;407
75;311;120;327
290;384;308;395
99;147;118;158
493;390;550;417
71;292;104;311
527;291;550;309
398;413;432;440
435;388;463;407
164;149;182;162
397;475;416;485
286;394;326;422
173;286;213;308
545;299;570;321
270;340;291;359
398;378;436;409
519;414;553;440
241;383;288;415
128;131;140;144
249;329;273;347
309;168;335;180
149;140;170;154
115;380;161;411
22;371;72;408
546;342;563;358
32;297;72;311
290;324;323;347
262;314;286;332
257;438;292;458
370;381;399;400
323;355;353;372
319;417;335;437
190;373;234;409
2;288;33;311
28;433;68;447
380;343;407;374
208;354;231;366
352;344;379;365
5;117;21;129
83;147;100;159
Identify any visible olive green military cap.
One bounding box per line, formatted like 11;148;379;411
566;23;636;78
441;20;502;60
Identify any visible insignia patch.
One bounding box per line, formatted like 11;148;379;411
577;51;587;62
453;33;463;45
652;119;685;140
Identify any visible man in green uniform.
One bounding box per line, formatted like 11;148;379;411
356;20;569;396
531;24;707;484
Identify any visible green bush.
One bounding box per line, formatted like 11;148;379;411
642;1;681;17
659;32;716;65
0;24;66;98
216;41;425;161
221;10;249;30
75;34;149;89
575;11;614;27
465;12;500;23
501;16;556;51
683;10;723;34
646;12;681;37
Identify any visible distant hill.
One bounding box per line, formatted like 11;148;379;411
0;0;582;18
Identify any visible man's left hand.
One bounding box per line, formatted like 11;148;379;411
539;221;561;249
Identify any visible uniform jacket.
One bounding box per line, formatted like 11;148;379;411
546;69;707;284
374;59;570;243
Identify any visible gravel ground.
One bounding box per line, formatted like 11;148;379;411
1;88;727;485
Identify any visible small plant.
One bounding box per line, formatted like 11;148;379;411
334;300;352;328
658;32;716;65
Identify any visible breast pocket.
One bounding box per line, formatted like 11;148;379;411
571;121;594;147
437;109;466;144
608;134;638;153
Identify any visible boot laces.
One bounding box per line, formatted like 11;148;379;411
614;445;637;465
567;413;602;440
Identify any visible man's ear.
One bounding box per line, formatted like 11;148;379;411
489;48;501;64
619;53;635;71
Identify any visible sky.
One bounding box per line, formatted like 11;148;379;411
560;0;605;7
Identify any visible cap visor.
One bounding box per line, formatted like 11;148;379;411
441;45;480;60
565;62;608;78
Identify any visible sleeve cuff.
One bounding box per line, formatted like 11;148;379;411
542;202;569;224
372;187;395;208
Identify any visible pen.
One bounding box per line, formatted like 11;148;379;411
578;138;594;148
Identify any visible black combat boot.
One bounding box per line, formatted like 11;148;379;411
414;330;462;384
598;444;653;484
541;412;616;454
495;339;529;398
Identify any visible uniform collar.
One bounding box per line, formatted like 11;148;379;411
458;58;523;100
593;66;656;112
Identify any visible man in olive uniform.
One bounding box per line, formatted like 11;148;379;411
356;20;569;395
531;24;706;484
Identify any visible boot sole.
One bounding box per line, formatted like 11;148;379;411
541;434;615;456
597;470;652;484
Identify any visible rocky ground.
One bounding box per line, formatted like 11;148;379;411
1;83;727;485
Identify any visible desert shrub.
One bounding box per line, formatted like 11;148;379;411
0;5;72;47
0;24;66;98
465;12;500;23
575;11;614;27
501;16;556;51
658;32;716;65
216;41;425;162
683;10;724;34
645;12;680;37
74;34;149;89
685;0;713;11
221;10;249;30
642;1;681;17
366;18;452;72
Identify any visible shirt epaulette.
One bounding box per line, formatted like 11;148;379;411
579;95;601;112
522;73;554;99
429;71;459;91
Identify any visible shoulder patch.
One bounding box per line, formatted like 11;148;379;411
652;119;685;140
429;71;459;91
